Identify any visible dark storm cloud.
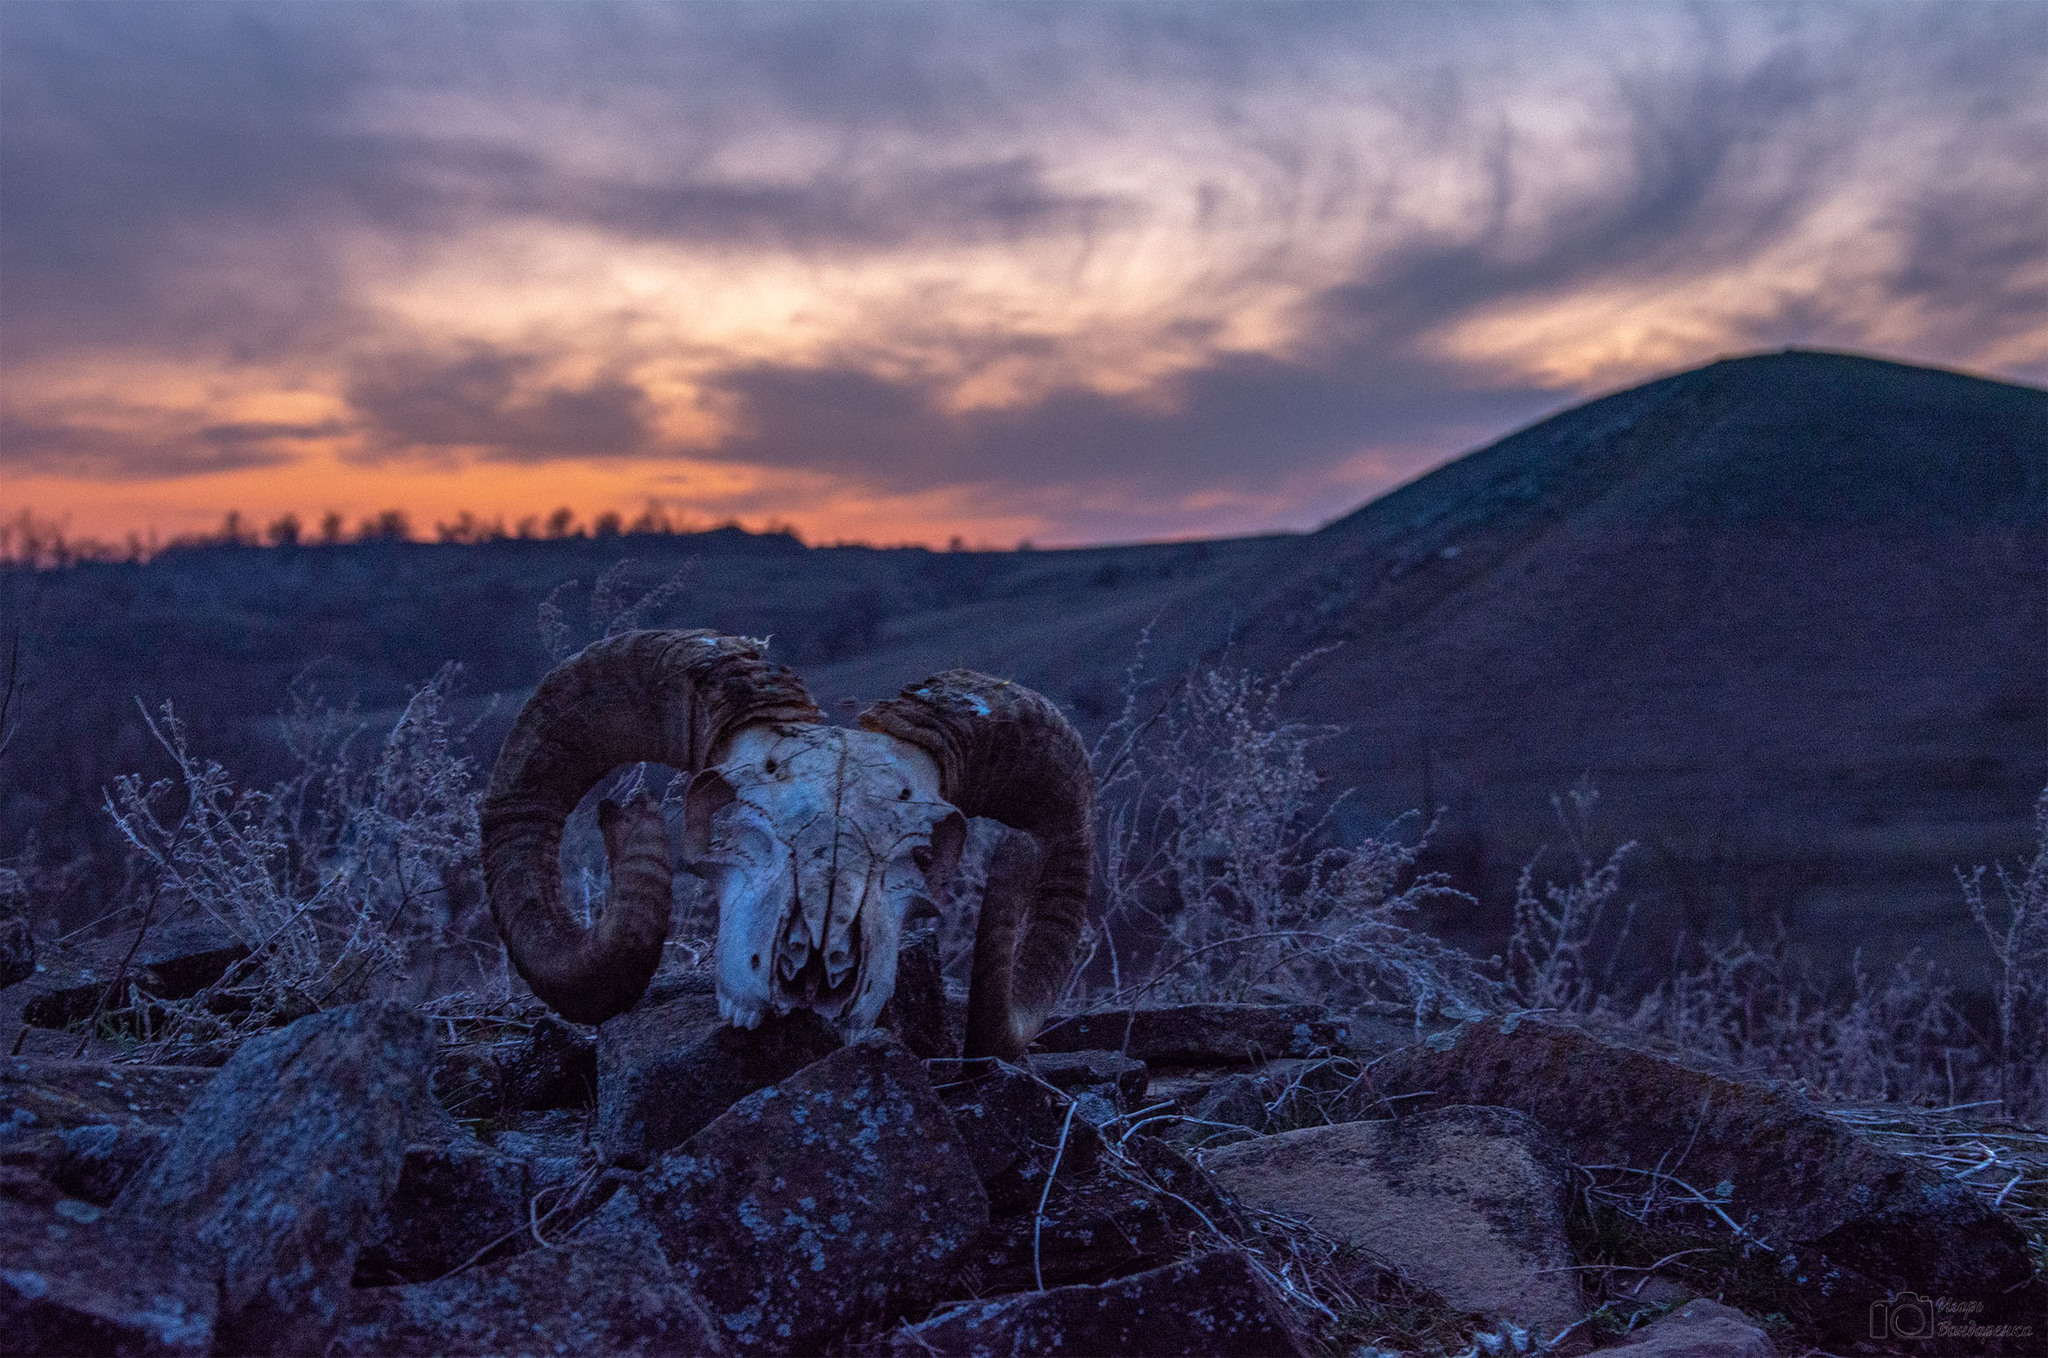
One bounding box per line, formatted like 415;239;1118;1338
347;350;652;461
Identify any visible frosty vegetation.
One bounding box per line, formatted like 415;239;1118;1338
78;617;2048;1127
101;669;495;1050
1081;640;1493;1020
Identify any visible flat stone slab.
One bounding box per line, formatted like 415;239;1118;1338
1604;1298;1780;1356
1204;1105;1585;1338
2;1059;215;1132
18;922;250;1034
1025;1049;1149;1107
1370;1017;2038;1328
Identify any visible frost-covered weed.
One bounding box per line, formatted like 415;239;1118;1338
1622;934;1985;1107
1959;784;2048;1121
1503;776;1638;1014
540;557;696;662
1490;771;2039;1120
103;666;487;1043
1081;642;1493;1018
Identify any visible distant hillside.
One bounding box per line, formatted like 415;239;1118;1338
4;350;2042;982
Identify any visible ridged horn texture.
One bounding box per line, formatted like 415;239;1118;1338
859;672;1093;1059
483;630;821;1024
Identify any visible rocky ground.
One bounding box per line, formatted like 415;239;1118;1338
1;921;2044;1356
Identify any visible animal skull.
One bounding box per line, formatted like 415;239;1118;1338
479;630;1092;1059
687;725;965;1032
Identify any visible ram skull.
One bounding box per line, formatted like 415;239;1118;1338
480;630;1092;1059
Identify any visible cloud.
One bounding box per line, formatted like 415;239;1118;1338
3;2;2043;542
706;345;1550;502
0;413;301;481
346;349;652;461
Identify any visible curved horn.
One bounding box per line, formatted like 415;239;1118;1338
859;673;1092;1059
483;630;820;1024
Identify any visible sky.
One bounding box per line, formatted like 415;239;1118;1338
3;2;2044;550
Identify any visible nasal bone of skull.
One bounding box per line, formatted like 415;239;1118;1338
776;914;812;979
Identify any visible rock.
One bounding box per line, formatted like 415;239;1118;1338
430;1045;504;1121
0;1191;216;1356
1338;998;1449;1057
1025;1049;1149;1108
877;924;957;1058
595;992;840;1158
966;1167;1211;1292
0;870;34;990
1604;1298;1780;1356
1203;1105;1585;1339
499;1014;598;1110
968;1178;1173;1292
1154;1058;1361;1144
355;1137;536;1285
1187;1071;1271;1142
487;1106;592;1171
1370;1018;2040;1332
962;1132;1246;1294
1;1058;214;1132
0;1122;170;1204
894;1249;1314;1357
0;1059;193;1206
341;1205;727;1356
1623;1276;1697;1308
634;1035;990;1351
114;1001;436;1355
927;1057;1102;1214
18;920;249;1034
1034;1003;1349;1065
1121;1134;1249;1236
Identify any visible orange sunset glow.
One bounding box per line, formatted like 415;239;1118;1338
5;3;2044;551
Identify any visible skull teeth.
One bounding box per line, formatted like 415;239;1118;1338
717;992;766;1030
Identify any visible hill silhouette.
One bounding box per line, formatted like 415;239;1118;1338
4;350;2042;980
1226;351;2046;967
